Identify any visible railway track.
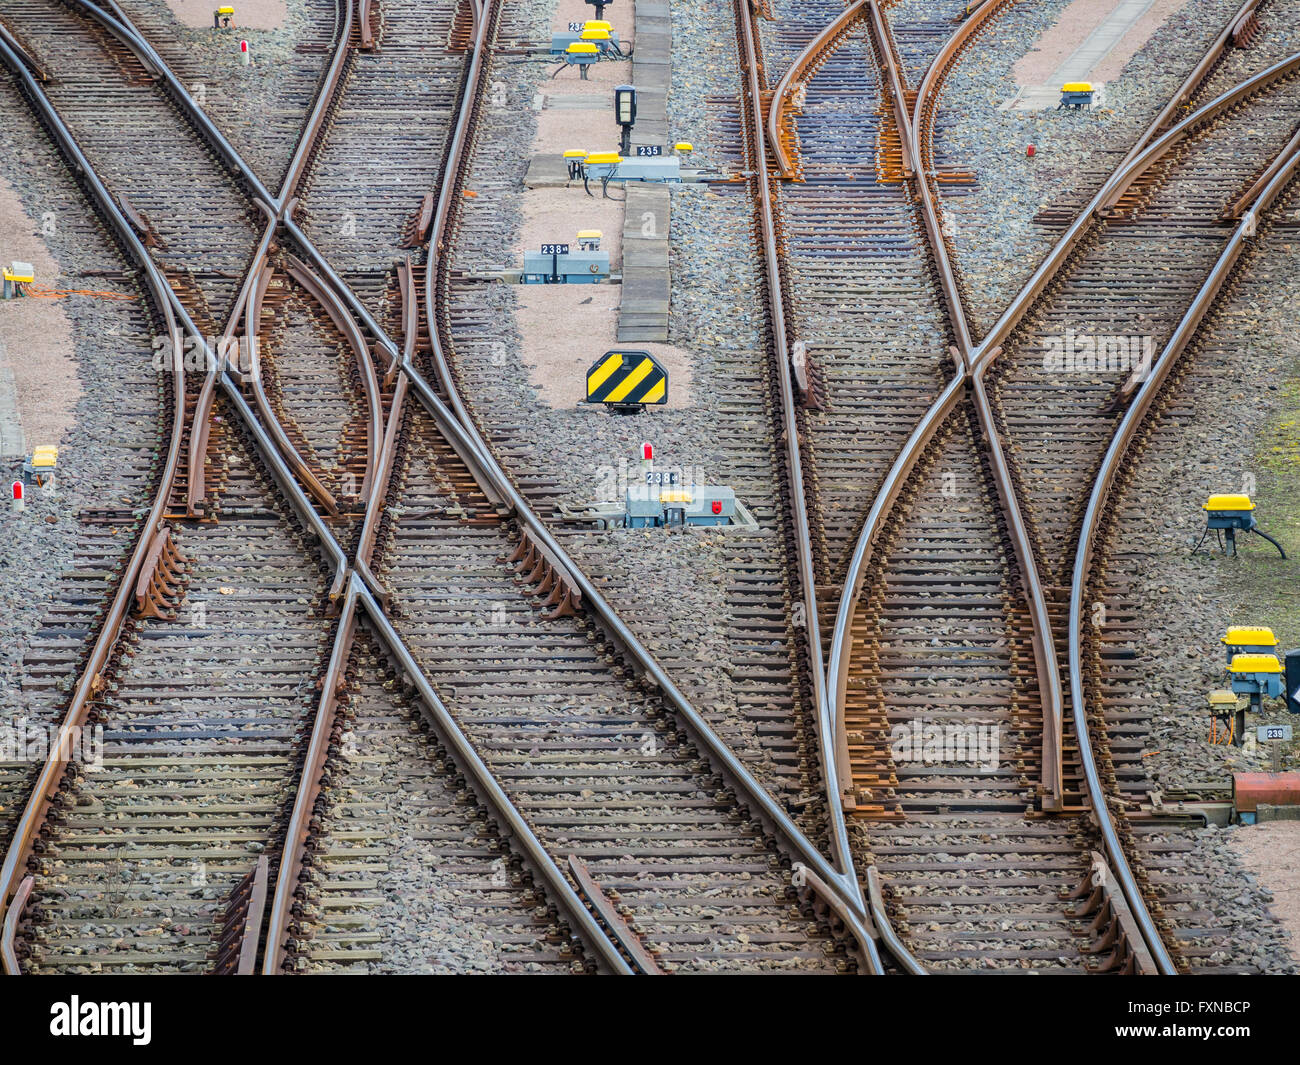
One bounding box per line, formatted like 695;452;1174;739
0;0;372;971
0;0;262;327
741;0;1299;971
0;0;882;973
1;0;1291;977
18;418;335;973
0;83;166;881
113;0;342;191
364;404;851;972
283;630;584;973
440;7;838;844
262;0;872;973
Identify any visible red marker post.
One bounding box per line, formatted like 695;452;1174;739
1026;144;1036;158
240;39;250;66
11;480;24;511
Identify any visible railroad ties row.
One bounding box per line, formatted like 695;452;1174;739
742;0;1298;971
1;0;866;972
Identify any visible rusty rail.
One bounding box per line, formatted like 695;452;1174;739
400;0;890;965
867;0;1065;809
25;0;906;973
255;0;635;976
1120;0;1264;168
1065;142;1300;977
133;525;186;618
0;12;376;970
567;856;664;975
0;28;190;970
729;0;876;960
767;0;871;179
285;253;384;502
821;1;1285;972
211;856;270;975
1225;122;1300;219
1062;853;1158;975
977;52;1300;359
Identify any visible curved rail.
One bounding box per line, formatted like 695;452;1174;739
1066;144;1300;978
875;0;1065;807
973;51;1300;361
820;1;1287;971
1119;0;1263;170
0;26;189;952
262;0;881;972
0;4;635;975
767;0;871;179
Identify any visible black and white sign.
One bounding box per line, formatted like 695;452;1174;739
1257;724;1293;742
634;145;662;157
541;244;570;256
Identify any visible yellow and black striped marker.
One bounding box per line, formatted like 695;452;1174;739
585;350;668;408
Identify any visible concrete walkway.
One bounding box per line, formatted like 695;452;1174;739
1054;0;1156;84
1006;0;1157;111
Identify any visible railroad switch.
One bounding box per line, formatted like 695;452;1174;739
2;261;33;299
22;444;57;487
522;232;609;283
1194;494;1286;558
213;6;235;29
1059;82;1094;110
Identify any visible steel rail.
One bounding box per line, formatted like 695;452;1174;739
0;12;632;975
1225;122;1300;218
1066;144;1300;980
78;0;404;372
411;0;885;965
0;24;395;966
767;0;872;180
0;28;190;957
883;0;1065;809
284;251;384;503
0;877;32;974
73;0;275;203
351;585;636;975
191;0;634;974
820;3;1286;966
31;0;890;968
826;371;966;797
721;0;875;956
973;51;1300;362
244;252;344;516
1118;0;1263;171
